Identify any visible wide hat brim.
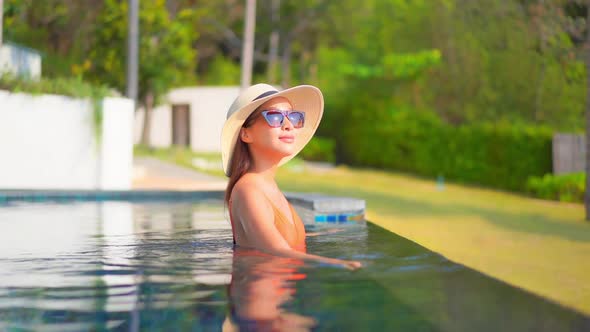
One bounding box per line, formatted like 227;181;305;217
221;84;324;177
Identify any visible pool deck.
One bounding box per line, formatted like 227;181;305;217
131;158;366;219
133;157;228;191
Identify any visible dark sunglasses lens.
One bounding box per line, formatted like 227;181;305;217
263;111;284;127
288;112;305;128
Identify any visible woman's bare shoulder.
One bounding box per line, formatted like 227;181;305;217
231;175;274;229
233;174;260;195
231;174;268;208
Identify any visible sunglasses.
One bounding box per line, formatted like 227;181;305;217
260;110;306;128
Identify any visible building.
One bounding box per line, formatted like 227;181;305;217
135;86;240;153
0;42;42;79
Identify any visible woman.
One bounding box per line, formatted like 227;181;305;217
221;83;361;270
223;248;317;331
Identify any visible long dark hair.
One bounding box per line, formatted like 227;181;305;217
224;110;260;206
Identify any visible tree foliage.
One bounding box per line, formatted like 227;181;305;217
3;0;588;192
3;0;585;131
87;0;199;105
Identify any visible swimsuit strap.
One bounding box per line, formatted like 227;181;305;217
261;192;296;227
262;193;306;250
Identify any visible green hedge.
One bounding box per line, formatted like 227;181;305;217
526;173;585;203
0;73;113;99
299;136;336;163
338;108;553;191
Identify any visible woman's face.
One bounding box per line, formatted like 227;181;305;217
241;97;300;160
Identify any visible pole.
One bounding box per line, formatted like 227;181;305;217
241;0;256;90
126;0;139;102
0;0;4;46
267;0;279;84
585;2;590;221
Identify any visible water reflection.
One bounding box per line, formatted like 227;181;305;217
224;248;315;332
0;199;588;331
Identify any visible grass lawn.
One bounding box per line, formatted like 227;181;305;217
276;165;589;316
136;147;590;315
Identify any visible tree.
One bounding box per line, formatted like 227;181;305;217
88;0;199;145
2;0;103;77
585;0;590;220
1;0;4;45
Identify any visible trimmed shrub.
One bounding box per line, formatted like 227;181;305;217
337;108;553;192
0;73;113;99
299;136;336;163
526;173;585;203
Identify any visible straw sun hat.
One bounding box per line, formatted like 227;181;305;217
221;83;324;177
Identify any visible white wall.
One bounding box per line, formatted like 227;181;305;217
0;90;134;189
135;86;240;152
100;97;135;189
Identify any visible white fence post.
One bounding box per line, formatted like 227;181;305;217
553;133;585;175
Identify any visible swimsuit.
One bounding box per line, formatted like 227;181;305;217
229;195;306;252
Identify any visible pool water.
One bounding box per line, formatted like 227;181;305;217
0;199;588;331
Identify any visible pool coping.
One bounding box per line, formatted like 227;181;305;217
0;190;367;222
0;190;225;202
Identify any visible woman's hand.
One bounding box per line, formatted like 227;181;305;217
325;258;362;270
340;260;362;270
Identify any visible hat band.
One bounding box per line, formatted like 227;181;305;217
252;90;278;101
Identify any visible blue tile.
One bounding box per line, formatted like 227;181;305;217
315;215;327;222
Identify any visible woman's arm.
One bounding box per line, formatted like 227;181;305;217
232;185;361;270
265;246;362;270
306;228;344;237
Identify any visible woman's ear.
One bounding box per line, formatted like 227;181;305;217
240;128;253;143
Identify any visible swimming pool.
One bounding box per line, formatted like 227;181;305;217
0;197;588;331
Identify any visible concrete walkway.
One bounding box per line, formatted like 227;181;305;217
132;157;227;191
